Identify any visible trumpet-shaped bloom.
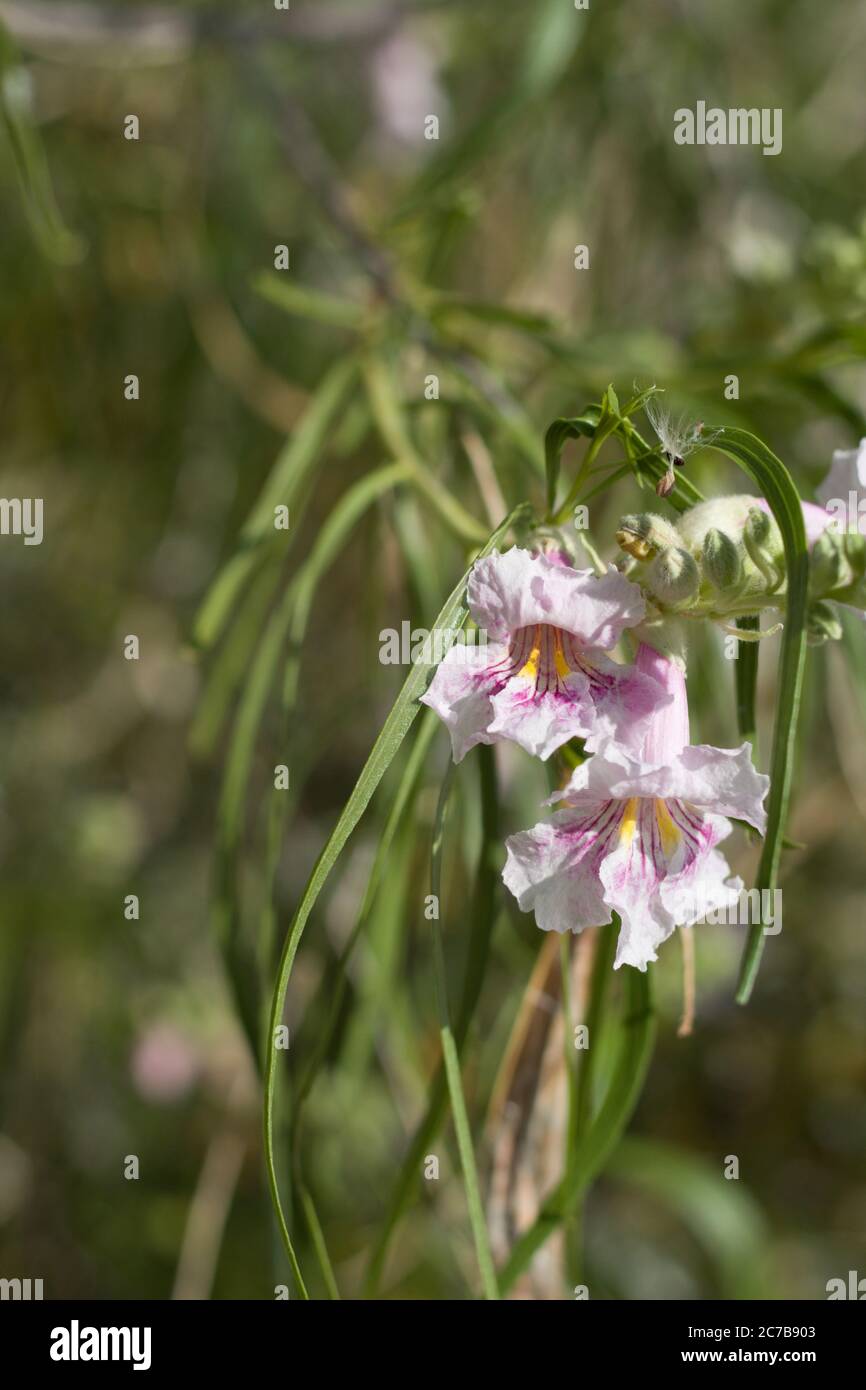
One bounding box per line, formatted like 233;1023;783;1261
421;548;665;761
503;645;769;969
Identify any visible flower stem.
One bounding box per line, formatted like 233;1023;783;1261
499;963;655;1295
566;922;617;1283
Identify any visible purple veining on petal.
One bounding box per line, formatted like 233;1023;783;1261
467;548;646;649
504;738;769;969
423;547;684;763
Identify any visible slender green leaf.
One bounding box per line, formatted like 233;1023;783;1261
0;29;84;263
263;504;532;1290
710;429;809;1002
429;761;499;1299
295;710;440;1112
194;357;358;647
253;271;365;330
213;463;413;1067
363;354;489;544
363;743;501;1296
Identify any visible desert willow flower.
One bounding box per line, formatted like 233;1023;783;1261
503;644;769;970
421;547;668;762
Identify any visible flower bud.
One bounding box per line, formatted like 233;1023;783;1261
615;512;681;561
806;600;843;645
702;527;743;592
743;506;784;591
810;529;849;596
844;530;866;580
648;546;700;607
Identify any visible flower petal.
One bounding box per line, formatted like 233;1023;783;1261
502;803;619;935
420;640;507;763
487;676;596;760
660;845;744;929
554;742;768;834
601;801;735;969
467;548;645;649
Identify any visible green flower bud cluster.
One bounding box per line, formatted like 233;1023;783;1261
616;496;866;643
615;496;787;620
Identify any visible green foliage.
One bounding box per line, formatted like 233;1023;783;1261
3;0;865;1304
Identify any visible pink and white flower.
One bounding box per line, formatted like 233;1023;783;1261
421;548;665;762
502;645;769;970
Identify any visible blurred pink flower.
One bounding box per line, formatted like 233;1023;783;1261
131;1023;200;1103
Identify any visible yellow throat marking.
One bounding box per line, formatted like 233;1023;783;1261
619;797;639;845
618;798;682;854
517;627;571;680
655;799;681;855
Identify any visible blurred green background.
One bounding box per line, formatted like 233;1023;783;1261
0;0;864;1300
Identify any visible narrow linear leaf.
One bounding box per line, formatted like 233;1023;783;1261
363;354;489;544
710;429;809;1002
363;743;501;1297
253;271;365;330
213;462;413;1070
263;504;532;1291
0;29;84;263
194;356;357;648
429;761;499;1299
295;709;440;1113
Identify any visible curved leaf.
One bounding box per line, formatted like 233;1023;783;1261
263;504;533;1291
194;357;358;647
711;428;809;1002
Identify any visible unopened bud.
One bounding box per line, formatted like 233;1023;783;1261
744;506;783;591
807;600;843;645
649;546;700;607
844;530;866;580
615;512;680;561
810;529;849;596
702;527;743;591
